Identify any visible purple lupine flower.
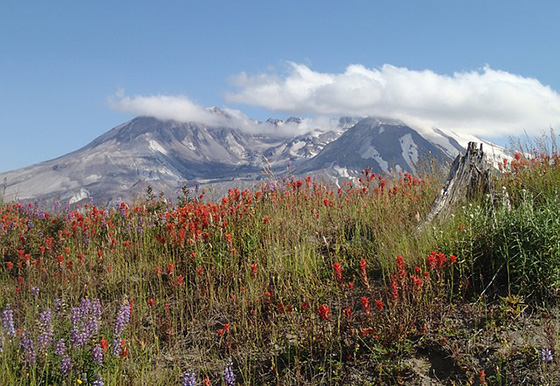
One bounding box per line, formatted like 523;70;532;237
92;375;104;386
55;298;63;314
2;304;16;337
542;348;554;363
113;302;131;337
30;286;40;298
112;337;122;357
92;299;102;319
37;307;53;351
70;307;85;347
224;363;235;386
20;330;36;367
92;343;103;365
54;339;66;356
61;354;71;375
80;298;91;315
182;371;197;386
0;335;4;353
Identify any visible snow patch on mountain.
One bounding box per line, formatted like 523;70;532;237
148;139;168;155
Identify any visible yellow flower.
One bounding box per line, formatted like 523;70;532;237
77;380;83;385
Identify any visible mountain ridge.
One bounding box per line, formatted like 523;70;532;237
0;115;506;206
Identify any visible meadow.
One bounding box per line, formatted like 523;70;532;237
1;142;560;385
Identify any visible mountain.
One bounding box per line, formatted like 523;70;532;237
0;114;506;206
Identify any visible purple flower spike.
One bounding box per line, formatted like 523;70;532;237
114;302;131;337
93;343;103;365
541;348;554;363
61;354;71;375
224;362;235;386
182;371;197;386
2;304;16;337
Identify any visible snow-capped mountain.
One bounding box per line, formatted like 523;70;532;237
0;113;505;206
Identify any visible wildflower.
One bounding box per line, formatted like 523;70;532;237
100;338;109;354
114;301;131;337
182;371;197;386
61;354;71;375
375;299;384;311
396;256;406;278
112;337;122;356
361;297;371;316
203;378;211;386
449;254;457;264
20;330;36;367
359;259;370;289
251;263;258;277
333;261;344;286
478;370;486;385
223;362;235;386
38;307;53;351
92;375;104;386
343;307;352;320
541;348;554;363
93;343;103;365
54;339;66;356
149;298;155;307
318;304;331;321
2;304;16;337
30;286;40;298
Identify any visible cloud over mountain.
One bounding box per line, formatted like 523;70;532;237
109;91;343;137
226;62;560;137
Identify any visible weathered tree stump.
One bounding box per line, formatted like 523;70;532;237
420;142;494;228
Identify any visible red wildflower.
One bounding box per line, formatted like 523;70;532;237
361;297;371;316
359;259;370;289
396;256;406;278
217;328;224;337
149;298;154;307
360;327;375;337
301;301;309;310
204;378;211;386
176;275;184;286
333;261;344;285
101;338;109;354
318;304;331;321
449;254;457;264
375;299;384;311
479;370;486;385
343;307;352;320
6;262;13;270
251;263;258;277
167;264;174;275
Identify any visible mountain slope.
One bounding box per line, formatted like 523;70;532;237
0;115;505;206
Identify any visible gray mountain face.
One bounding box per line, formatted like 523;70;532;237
301;118;463;178
0;114;499;206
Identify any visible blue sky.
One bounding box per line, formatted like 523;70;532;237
2;1;560;171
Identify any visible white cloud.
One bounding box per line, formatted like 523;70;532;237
108;93;228;127
108;92;325;137
227;62;560;137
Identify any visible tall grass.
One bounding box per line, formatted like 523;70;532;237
1;149;560;385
